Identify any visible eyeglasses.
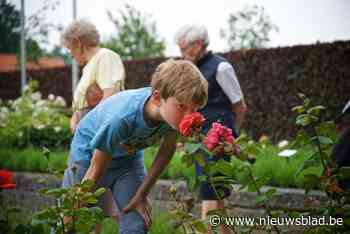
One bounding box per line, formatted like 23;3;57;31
179;42;195;54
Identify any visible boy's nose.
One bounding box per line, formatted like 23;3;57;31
184;108;195;116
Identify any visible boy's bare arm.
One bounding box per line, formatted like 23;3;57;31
123;131;177;209
123;131;177;229
83;149;112;184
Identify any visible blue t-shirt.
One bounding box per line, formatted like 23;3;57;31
70;87;174;165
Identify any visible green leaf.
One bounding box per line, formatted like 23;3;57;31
316;122;337;139
255;195;267;204
296;159;320;177
192;220;207;233
292;105;305;114
291;131;312;148
264;188;277;198
45;188;69;197
94;187;106;198
85;198;99;204
184;142;201;154
213;160;234;177
198;175;207;183
42;146;51;158
14;224;30;234
29;223;46;234
35;178;47;184
194;154;206;168
181;153;194;167
301;174;320;193
296;115;310;126
81;179;95;190
337;167;350;180
244;143;260;158
312;136;334;145
307;105;326;115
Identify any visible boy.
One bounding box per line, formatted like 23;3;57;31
62;60;208;234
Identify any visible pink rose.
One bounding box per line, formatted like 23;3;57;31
204;122;235;154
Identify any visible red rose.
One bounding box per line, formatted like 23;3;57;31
179;112;205;137
204;122;235;154
0;170;16;189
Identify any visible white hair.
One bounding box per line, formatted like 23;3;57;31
60;19;100;48
174;24;210;47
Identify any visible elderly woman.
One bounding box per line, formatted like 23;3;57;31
61;19;124;232
61;19;125;132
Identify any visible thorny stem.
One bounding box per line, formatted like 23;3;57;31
247;166;281;234
57;198;65;234
311;125;327;170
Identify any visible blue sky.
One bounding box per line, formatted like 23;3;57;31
13;0;350;56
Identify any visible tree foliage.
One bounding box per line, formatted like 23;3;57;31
0;0;62;63
0;0;20;53
102;4;165;60
24;0;61;45
220;4;279;51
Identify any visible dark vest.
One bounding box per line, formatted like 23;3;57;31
197;52;237;137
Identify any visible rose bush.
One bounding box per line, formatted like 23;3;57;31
171;97;350;234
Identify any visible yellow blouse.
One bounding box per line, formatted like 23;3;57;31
72;48;125;111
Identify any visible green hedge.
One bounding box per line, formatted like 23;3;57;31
1;41;349;141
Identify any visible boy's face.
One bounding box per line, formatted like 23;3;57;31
159;97;199;130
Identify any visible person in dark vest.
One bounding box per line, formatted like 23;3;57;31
331;100;350;190
175;24;247;234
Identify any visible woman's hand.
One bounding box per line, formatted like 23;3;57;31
123;193;152;230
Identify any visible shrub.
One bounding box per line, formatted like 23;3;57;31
0;81;71;149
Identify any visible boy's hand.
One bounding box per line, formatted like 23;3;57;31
123;193;152;230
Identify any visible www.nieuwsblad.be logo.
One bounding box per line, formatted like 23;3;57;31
209;215;344;227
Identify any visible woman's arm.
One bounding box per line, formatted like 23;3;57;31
101;80;124;100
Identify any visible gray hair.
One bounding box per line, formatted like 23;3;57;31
174;24;210;47
60;19;100;48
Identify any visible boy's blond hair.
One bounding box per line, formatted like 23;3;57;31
151;60;208;108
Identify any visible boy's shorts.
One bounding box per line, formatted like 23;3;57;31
62;153;148;234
